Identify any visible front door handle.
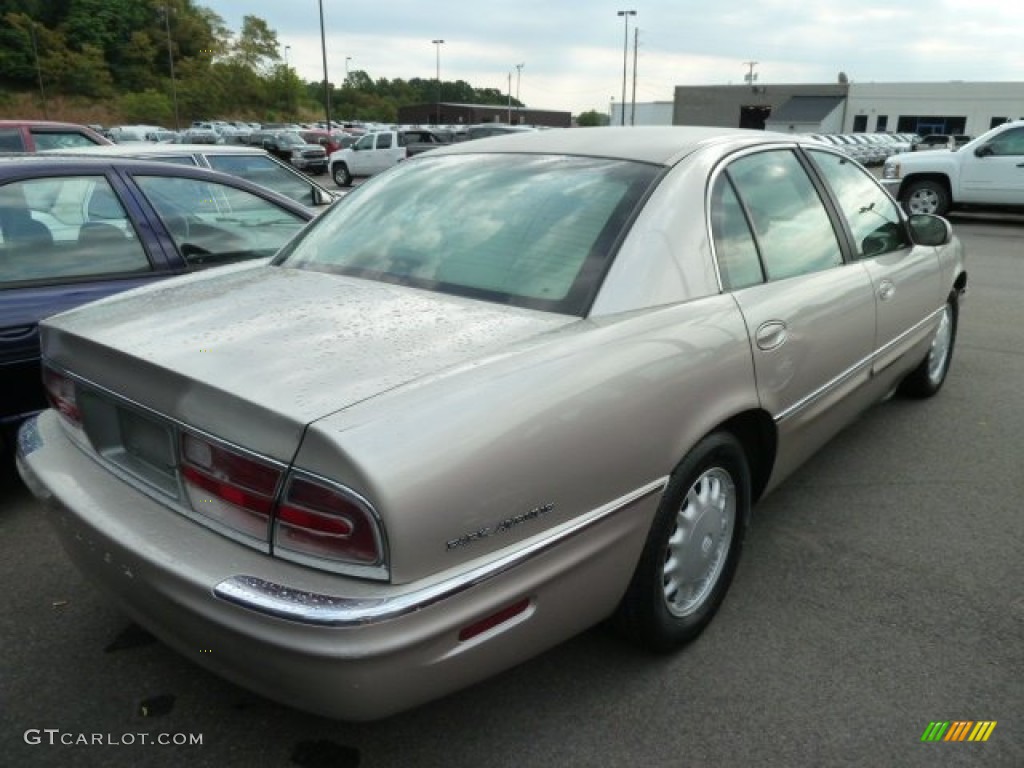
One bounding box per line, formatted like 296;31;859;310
878;279;896;301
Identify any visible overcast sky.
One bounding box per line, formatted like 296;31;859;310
203;1;1024;115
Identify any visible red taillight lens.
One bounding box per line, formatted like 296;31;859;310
180;433;282;542
274;476;381;565
42;367;82;427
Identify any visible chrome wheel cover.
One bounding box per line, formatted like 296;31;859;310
907;187;939;215
927;304;954;386
662;467;735;617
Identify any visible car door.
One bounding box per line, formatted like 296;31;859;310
806;148;943;375
1;171;169;426
958;125;1024;205
709;148;877;482
347;133;377;175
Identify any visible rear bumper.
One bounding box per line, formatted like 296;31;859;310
16;411;656;720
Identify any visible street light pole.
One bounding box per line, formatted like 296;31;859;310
27;22;48;119
616;10;635;126
630;27;638;126
162;5;180;130
284;45;290;67
432;39;444;125
318;0;331;128
515;62;524;103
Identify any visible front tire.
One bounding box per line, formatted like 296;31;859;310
616;432;751;652
332;163;352;187
898;293;958;398
901;179;950;216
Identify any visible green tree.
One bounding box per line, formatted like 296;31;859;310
576;110;608;127
119;88;173;124
230;15;279;74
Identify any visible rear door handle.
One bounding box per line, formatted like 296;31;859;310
755;320;788;351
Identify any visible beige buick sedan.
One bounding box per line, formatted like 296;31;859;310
17;127;967;720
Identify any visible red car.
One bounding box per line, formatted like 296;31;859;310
0;120;111;152
299;129;356;155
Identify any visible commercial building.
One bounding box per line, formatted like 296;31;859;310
670;81;1024;137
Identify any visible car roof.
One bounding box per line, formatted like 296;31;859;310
430;126;805;166
0;154;314;216
46;144;266;157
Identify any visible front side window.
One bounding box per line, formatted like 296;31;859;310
983;127;1024;156
276;153;658;315
134;175;307;268
0;175;149;284
809;149;909;259
724;150;844;281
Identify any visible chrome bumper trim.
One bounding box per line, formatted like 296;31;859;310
214;476;668;627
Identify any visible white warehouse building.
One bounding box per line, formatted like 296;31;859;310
661;81;1024;137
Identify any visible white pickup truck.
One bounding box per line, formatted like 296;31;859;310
328;129;451;186
881;119;1024;215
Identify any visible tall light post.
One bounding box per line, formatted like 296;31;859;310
616;10;635;126
162;4;180;130
345;56;352;79
432;39;445;125
515;62;525;103
318;0;331;128
284;45;291;67
26;22;48;119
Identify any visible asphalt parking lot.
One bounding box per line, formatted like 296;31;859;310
0;214;1021;768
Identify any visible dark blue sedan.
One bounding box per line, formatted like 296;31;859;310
0;155;315;451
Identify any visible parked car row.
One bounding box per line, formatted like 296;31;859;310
808;133;919;166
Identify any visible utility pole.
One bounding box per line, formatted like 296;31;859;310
515;62;525;103
432;39;445;125
743;60;759;90
616;10;636;126
507;71;512;123
630;27;638;125
318;0;331;128
27;22;48;119
163;5;180;129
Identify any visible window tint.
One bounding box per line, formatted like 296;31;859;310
0;176;150;284
30;130;101;151
134;175;307;268
354;134;373;150
709;175;763;290
278;153;657;315
377;133;392;149
726;150;843;281
809;149;909;259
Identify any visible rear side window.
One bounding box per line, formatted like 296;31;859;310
723;150;843;282
376;133;392;149
0;129;25;152
0;176;150;284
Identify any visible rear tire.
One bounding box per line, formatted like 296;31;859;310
616;432;750;652
898;293;958;398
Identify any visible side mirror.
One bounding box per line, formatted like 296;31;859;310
974;145;994;158
907;214;953;247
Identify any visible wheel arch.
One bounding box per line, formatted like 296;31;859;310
705;408;777;505
900;172;953;202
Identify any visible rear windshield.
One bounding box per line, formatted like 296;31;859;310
274;153;657;315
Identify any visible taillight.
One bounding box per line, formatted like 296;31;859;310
274;475;382;566
180;432;283;542
42;366;82;427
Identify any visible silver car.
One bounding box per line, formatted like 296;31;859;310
17;127;967;721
